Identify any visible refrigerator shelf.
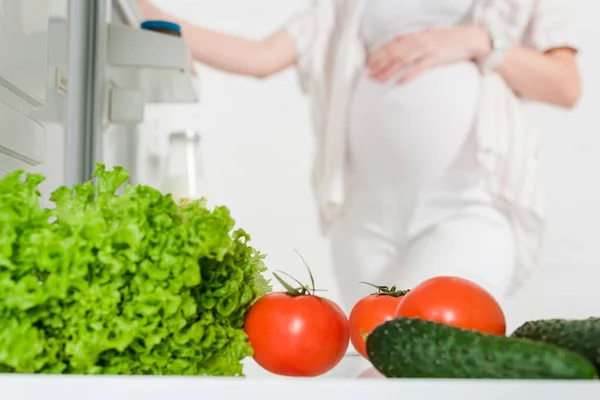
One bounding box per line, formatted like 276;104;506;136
1;373;599;400
107;23;199;104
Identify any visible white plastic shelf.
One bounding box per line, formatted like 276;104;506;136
107;23;199;104
2;356;600;399
1;374;599;400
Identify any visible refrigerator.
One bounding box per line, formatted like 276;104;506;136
0;0;199;198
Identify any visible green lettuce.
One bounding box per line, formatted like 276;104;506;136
0;164;271;375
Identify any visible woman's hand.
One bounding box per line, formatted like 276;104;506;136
366;26;491;84
136;0;164;20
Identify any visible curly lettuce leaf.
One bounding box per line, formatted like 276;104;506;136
0;163;271;375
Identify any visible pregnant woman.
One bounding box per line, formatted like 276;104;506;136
138;0;581;311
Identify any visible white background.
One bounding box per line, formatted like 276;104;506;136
140;0;600;332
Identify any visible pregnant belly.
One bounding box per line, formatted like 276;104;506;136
348;62;481;184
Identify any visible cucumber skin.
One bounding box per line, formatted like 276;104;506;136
511;317;600;372
366;318;597;380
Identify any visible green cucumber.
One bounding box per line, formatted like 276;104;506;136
511;317;600;371
366;317;597;379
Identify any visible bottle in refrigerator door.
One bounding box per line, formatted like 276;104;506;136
160;129;208;200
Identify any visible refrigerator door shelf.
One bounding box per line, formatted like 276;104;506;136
107;23;199;104
109;88;145;124
0;101;46;166
0;0;51;108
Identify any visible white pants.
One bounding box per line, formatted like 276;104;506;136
329;182;517;314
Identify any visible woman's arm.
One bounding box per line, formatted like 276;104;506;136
137;0;297;78
487;44;581;108
466;27;581;108
171;22;297;79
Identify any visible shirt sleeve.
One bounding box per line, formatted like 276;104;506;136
283;1;330;93
523;0;581;52
284;3;320;66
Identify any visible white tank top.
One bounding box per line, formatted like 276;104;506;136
361;0;476;52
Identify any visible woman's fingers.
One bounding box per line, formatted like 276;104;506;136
367;36;425;81
370;50;424;81
137;0;163;19
367;36;408;73
370;61;402;82
367;46;395;76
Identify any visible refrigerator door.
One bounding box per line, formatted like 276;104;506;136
0;0;105;199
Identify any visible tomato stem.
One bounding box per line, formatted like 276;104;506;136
273;273;304;296
360;282;410;298
272;251;326;297
294;249;316;296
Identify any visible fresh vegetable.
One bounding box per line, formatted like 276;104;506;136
512;317;600;372
348;283;408;359
395;276;506;335
0;164;271;375
366;317;597;380
244;256;349;377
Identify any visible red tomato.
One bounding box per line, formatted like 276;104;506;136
349;293;405;359
244;292;349;377
395;276;506;335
